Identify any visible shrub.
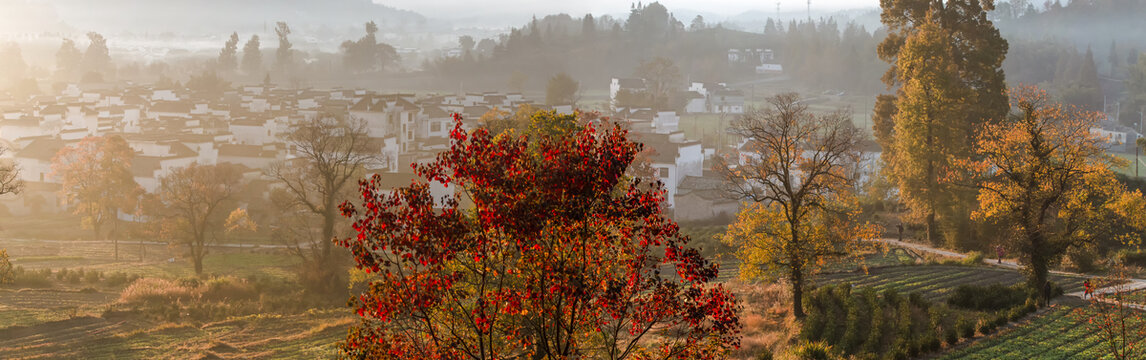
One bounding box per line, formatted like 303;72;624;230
993;313;1009;327
787;341;840;360
66;269;82;284
922;333;941;352
956;317;976;339
119;278;198;306
754;348;773;360
84;270;101;284
1023;299;1038;314
906;339;921;358
200;276;257;302
0;249;12;284
177;277;201;289
944;327;959;346
804;284;947;358
1008;307;1024;322
1118;249;1146;267
56;268;68;281
977;318;996;335
947;284;1026;311
105;272;130;287
13;267;53;288
961;251;984;266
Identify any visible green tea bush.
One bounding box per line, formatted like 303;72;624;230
961;251;985;266
802;284;950;359
956;316;976;339
787;341;840;360
947;283;1026;311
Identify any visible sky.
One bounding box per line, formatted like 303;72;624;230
375;0;882;18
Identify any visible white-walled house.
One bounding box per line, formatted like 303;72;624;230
610;78;646;106
643;133;703;208
12;138;68;183
652;111;680;133
710;90;745;114
0;117;51;142
683;92;706;113
230;117;277;145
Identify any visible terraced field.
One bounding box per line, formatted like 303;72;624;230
714;250;919;283
937;305;1144;359
0;310;351;359
817;265;1089;301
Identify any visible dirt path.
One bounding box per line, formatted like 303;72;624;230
876;238;1146;308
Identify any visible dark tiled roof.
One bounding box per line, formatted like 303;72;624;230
15;138;68;162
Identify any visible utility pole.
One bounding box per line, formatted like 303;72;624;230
807;0;811;19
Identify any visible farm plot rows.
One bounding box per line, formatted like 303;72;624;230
0;289;117;309
714;251;918;283
0;310;352;359
937;305;1141;359
816;265;1088;301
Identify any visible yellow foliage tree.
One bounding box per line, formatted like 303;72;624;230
155;163;244;275
968;86;1146;303
51;135;142;260
719;93;880;318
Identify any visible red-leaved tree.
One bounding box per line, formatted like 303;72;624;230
337;113;740;359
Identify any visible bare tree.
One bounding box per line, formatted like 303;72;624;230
267;113;377;284
717;93;871;318
155;163;244;275
0;146;22;196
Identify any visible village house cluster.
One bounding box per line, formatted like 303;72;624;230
0;82;742;222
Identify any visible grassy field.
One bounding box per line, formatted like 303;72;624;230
0;238;348;359
937;305;1143;360
0;311;351;359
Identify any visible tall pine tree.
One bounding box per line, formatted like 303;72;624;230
875;0;1008;248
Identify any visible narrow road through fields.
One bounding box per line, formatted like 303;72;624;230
876;238;1146;310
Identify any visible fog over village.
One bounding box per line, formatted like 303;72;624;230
1;0;1146;359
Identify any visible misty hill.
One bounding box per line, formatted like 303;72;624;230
45;0;432;34
996;0;1146;50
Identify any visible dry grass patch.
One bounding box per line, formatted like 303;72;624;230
726;280;800;359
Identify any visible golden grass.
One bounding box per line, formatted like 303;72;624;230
726;280;801;360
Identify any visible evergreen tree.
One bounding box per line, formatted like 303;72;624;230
581;14;596;39
218;32;240;72
274;22;292;74
0;43;27;82
241;35;262;75
875;0;1009;248
56;38;82;79
82;32;111;78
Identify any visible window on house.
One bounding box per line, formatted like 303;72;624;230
431;122;442;132
658;167;669;178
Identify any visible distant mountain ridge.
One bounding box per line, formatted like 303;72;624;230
46;0;429;34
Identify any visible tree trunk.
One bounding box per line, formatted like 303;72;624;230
792;269;805;318
112;217;119;261
322;208;335;265
191;238;205;275
1028;233;1050;306
926;211;938;246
